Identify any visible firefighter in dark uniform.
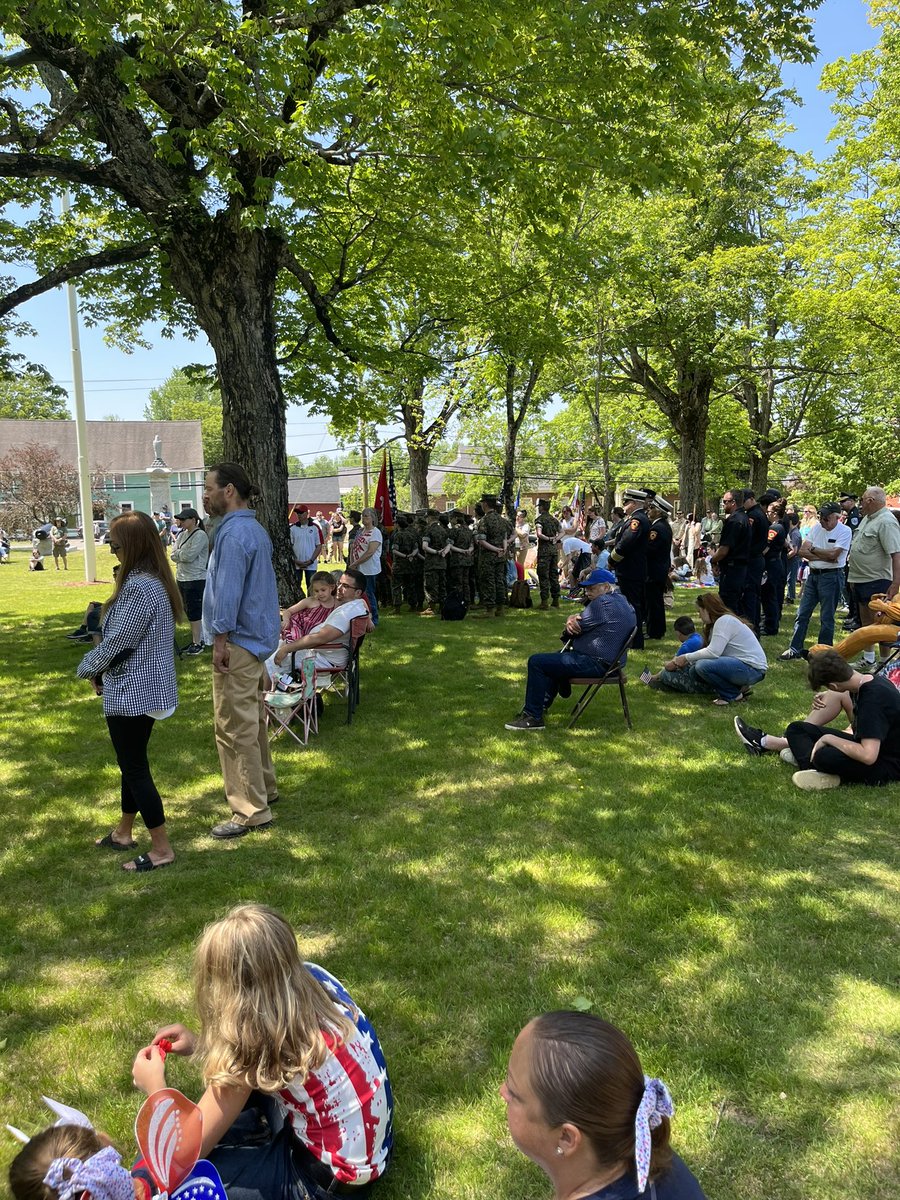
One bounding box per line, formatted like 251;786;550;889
761;499;788;636
840;492;862;628
645;494;674;640
740;488;771;634
711;489;750;613
608;488;650;650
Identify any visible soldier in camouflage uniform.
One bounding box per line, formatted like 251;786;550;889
474;494;509;617
422;507;451;613
534;498;562;609
391;513;421;613
447;511;474;601
471;504;484;606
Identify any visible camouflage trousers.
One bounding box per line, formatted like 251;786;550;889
391;569;416;608
476;553;507;609
536;553;560;602
424;566;447;610
446;564;470;603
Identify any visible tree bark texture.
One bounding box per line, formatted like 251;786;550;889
501;359;541;518
168;224;298;602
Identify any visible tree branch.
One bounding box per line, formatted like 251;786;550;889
278;245;358;360
0;149;120;191
0;241;156;318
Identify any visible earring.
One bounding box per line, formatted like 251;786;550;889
556;1147;564;1156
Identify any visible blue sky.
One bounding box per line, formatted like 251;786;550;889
4;0;879;462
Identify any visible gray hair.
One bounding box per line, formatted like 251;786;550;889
361;506;378;523
864;486;887;506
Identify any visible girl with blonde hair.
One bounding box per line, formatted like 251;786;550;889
132;904;393;1199
76;510;182;873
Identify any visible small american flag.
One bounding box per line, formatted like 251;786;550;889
639;667;653;685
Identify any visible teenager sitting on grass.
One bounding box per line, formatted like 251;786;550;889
642;593;767;705
733;648;900;790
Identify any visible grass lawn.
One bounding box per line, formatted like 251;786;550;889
0;548;898;1200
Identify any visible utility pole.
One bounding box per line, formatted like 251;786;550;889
360;419;369;508
61;191;97;582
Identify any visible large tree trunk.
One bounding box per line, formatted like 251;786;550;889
407;445;430;510
501;359;541;517
673;366;712;516
169;225;298;601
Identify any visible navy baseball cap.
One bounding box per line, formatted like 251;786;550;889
576;568;617;587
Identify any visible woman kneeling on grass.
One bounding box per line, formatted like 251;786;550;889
77;510;181;873
501;1011;706;1200
642;593;767;705
132;904;394;1200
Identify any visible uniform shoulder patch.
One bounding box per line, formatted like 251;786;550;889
649;531;657;540
630;519;640;530
767;528;777;540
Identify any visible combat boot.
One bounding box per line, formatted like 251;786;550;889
539;599;549;610
471;606;496;618
392;605;404;616
494;606;505;618
551;597;560;608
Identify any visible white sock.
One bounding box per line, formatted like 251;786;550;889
863;651;876;663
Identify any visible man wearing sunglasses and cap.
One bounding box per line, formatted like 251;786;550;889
505;568;636;730
779;502;852;661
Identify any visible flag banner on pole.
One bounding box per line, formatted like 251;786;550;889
374;453;395;532
568;483;579;511
514;483;521;511
388;453;398;516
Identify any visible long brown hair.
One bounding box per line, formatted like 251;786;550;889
695;592;750;644
530;1011;672;1183
103;510;182;620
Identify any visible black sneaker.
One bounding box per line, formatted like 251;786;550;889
779;648;804;660
65;626;88;640
734;715;766;755
504;714;545;731
182;642;204;656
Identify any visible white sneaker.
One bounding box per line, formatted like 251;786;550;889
780;747;798;766
792;769;842;791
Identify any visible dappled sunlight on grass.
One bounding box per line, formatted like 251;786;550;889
0;570;898;1198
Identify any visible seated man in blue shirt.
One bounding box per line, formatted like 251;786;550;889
505;568;636;731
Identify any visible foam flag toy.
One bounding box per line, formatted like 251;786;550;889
136;1088;227;1200
5;1095;94;1144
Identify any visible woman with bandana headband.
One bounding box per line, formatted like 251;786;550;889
501;1012;707;1199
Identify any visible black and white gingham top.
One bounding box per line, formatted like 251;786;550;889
76;573;178;716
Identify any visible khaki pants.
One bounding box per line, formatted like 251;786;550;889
212;643;277;826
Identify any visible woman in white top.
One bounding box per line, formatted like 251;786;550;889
651;593;767;704
350;506;383;625
514;510;531;567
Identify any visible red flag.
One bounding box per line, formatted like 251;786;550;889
373;454;395;532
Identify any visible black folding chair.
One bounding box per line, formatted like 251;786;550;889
566;626;637;730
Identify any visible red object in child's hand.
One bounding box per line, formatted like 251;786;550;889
157;1038;173;1059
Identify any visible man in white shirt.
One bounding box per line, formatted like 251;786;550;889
780;502;852;660
274;568;372;670
289;506;323;594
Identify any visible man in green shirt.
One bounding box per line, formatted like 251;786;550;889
847;486;900;667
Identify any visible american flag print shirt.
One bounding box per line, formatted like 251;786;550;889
278;963;394;1185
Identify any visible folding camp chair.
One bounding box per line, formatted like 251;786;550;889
264;652;318;745
566;627;637;730
315;615;369;725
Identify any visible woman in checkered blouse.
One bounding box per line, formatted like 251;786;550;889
76;511;183;873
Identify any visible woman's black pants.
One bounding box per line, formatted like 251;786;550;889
105;714;166;829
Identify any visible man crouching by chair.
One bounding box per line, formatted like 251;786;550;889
505;568;636;731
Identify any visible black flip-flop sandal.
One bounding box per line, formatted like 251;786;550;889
122;854;173;873
96;832;137;850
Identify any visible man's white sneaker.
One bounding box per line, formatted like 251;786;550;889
792;769;841;791
780;748;798;766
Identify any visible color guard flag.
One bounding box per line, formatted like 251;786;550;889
373;454;395;532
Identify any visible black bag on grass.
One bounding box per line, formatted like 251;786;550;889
441;590;468;621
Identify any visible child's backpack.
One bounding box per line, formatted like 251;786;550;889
509;579;533;609
441;590;468;621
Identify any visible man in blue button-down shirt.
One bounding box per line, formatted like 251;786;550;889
202;463;281;838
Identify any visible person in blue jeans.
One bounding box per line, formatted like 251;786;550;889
649;593;767;704
779;504;851;661
505;569;636;730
